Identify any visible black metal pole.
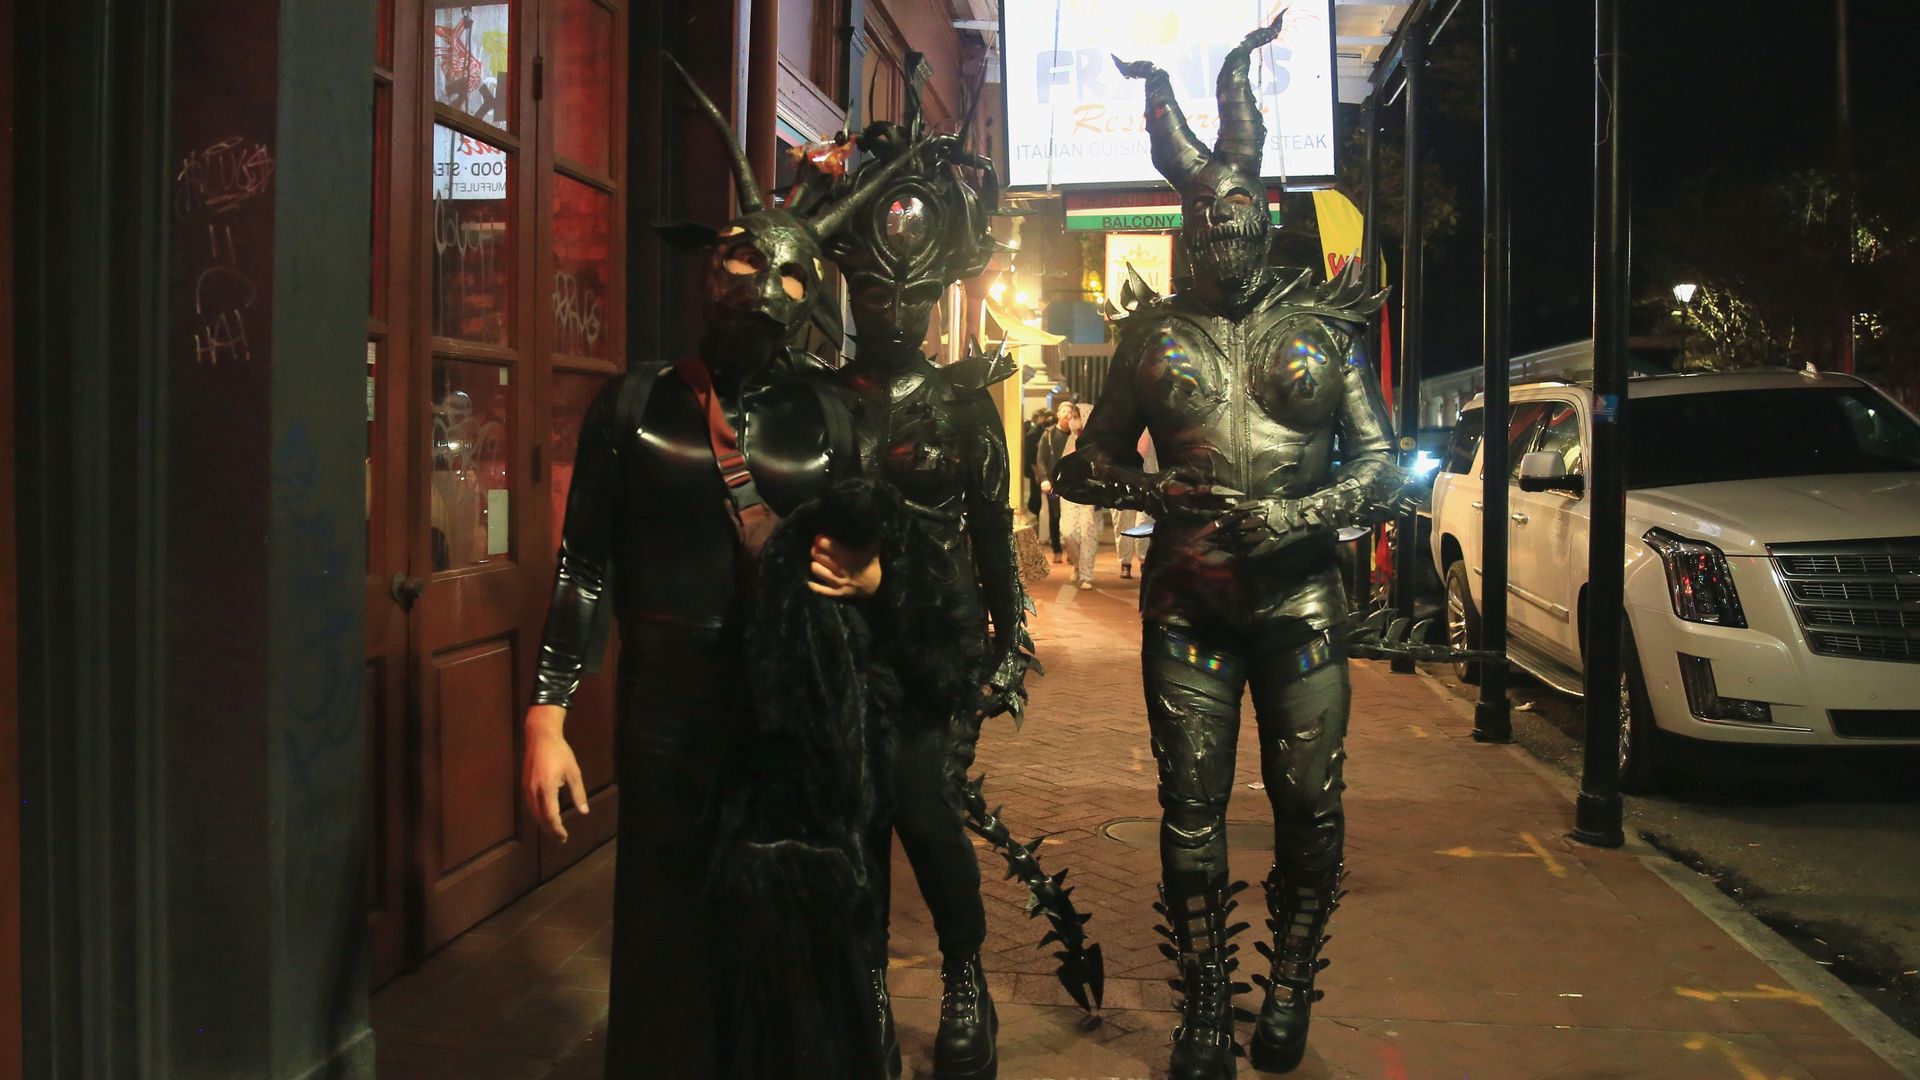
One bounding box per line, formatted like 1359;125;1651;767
1835;0;1855;374
1360;91;1383;596
1474;0;1512;743
1574;0;1627;848
1390;30;1425;675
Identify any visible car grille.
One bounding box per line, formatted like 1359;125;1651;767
1770;538;1920;664
1829;709;1920;739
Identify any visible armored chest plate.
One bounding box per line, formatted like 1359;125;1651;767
1247;314;1344;431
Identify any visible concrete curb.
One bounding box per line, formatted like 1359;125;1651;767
1413;670;1920;1079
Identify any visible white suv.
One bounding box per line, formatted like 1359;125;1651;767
1428;366;1920;790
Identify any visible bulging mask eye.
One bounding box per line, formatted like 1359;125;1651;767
779;263;807;300
724;244;768;276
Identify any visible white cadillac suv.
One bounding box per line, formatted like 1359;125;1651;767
1428;365;1920;790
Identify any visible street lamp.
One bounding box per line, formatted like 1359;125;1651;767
1672;283;1698;367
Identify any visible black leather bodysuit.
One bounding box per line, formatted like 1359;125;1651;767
1055;270;1395;895
531;359;836;1077
828;346;1024;965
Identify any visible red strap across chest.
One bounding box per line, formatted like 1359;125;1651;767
674;357;753;489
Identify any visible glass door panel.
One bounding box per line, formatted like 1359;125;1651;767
430;124;514;345
550;0;613;174
429;358;514;572
551;176;613;361
548;371;606;552
431;2;516;132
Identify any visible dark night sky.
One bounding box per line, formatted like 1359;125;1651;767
1396;0;1919;374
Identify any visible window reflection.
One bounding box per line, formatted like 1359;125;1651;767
552;177;612;359
549;372;606;554
551;0;612;173
431;124;512;345
432;3;513;131
430;358;513;571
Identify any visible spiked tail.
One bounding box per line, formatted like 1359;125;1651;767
963;775;1106;1013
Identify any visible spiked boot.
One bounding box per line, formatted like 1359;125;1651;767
872;966;903;1080
1248;866;1343;1072
1155;883;1254;1080
933;954;997;1079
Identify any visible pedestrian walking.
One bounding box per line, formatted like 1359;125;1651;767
1112;430;1158;579
1034;405;1072;560
1056;403;1101;589
1022;408;1052;519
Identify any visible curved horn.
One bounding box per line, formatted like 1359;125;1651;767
663;53;764;214
1213;11;1286;177
807;137;933;240
1113;56;1208;188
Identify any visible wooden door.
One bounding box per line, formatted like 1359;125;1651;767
409;0;546;951
366;0;631;973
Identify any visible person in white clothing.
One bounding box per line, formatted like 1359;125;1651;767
1056;402;1101;589
1111;429;1157;579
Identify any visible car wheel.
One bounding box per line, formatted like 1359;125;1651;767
1618;623;1664;794
1444;561;1483;685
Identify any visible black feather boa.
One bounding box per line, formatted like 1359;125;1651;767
707;479;976;1078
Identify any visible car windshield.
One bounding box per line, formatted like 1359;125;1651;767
1628;386;1920;489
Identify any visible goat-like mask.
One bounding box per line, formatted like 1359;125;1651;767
1114;14;1285;302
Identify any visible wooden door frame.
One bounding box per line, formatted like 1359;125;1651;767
2;0;23;1066
367;0;425;987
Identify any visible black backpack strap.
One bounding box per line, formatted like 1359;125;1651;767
581;362;668;674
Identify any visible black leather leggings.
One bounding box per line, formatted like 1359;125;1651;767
1141;621;1350;897
868;719;988;965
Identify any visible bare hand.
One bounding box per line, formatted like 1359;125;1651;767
809;534;883;598
1041;480;1054;494
522;705;588;841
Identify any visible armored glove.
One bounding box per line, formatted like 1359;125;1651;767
1218;465;1422;556
1147;466;1243;522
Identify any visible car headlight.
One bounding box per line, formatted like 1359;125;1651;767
1643;528;1747;628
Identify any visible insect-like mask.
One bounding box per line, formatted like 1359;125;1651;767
660;56;924;371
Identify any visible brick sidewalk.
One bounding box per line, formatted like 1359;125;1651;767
373;555;1911;1079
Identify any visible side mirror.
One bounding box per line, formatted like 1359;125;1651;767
1517;450;1585;494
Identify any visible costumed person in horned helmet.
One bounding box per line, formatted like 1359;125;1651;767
799;53;1049;1080
519;53;929;1077
1054;14;1412;1078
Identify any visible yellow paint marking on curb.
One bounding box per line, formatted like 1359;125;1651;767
1438;833;1565;877
1674;984;1821;1007
1438;846;1540;860
1519;832;1567;878
1682;1034;1789;1080
1406;725;1429;739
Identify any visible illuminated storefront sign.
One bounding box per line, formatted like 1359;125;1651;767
1003;0;1337;189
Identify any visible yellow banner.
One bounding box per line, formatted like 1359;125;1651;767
1311;189;1366;281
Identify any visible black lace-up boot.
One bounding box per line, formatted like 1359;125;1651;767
872;966;903;1080
933;954;997;1079
1156;882;1254;1080
1248;865;1343;1072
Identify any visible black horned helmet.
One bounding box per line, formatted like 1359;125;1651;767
826;52;1001;362
660;54;925;352
1114;13;1285;296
